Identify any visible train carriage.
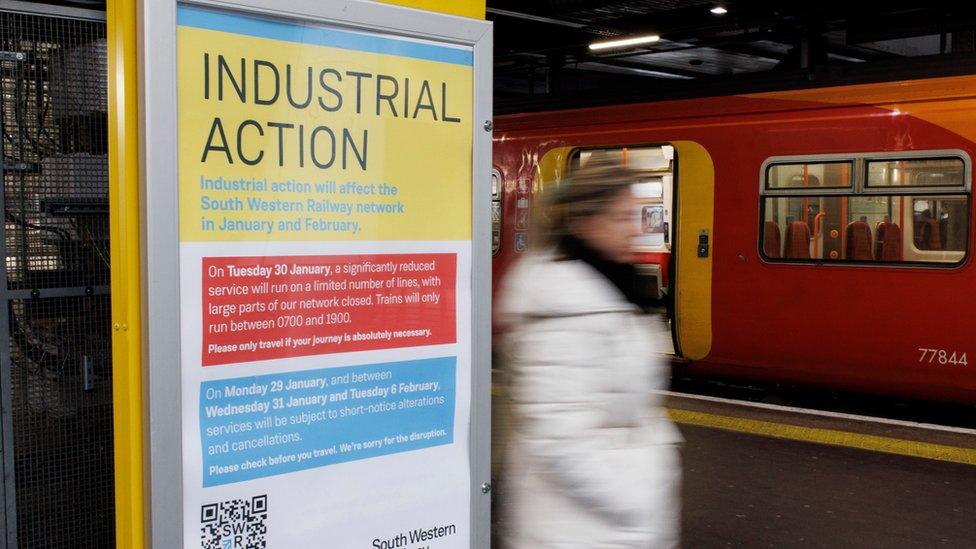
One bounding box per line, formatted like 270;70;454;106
492;75;976;404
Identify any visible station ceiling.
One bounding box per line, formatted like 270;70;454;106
490;0;976;113
23;0;976;114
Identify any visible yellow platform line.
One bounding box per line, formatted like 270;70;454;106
668;408;976;466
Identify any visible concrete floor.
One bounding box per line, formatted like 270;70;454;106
680;424;976;548
490;380;976;548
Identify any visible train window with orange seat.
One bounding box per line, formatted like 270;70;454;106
760;152;970;266
911;197;968;252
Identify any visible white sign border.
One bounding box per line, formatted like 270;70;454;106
138;0;492;546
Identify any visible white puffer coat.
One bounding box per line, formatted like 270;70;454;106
498;251;682;549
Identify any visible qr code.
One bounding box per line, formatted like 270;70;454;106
201;495;268;549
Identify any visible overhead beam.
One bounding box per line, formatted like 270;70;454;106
485;7;585;28
847;7;976;44
577;56;704;79
702;42;787;62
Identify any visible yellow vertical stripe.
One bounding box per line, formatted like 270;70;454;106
108;0;144;547
672;141;713;360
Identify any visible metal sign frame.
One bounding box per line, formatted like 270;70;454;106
138;0;491;546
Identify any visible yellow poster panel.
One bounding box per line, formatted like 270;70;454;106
177;9;473;242
375;0;486;19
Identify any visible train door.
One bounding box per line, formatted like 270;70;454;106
533;142;712;359
669;141;714;361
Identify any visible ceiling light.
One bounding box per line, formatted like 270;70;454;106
710;6;728;15
589;34;660;51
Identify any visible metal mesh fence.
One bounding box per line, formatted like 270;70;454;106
8;296;114;548
1;12;109;291
0;10;113;549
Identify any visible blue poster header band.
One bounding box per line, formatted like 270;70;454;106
177;5;474;66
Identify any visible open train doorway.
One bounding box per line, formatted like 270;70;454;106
568;145;678;355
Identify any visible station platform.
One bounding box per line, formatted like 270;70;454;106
669;392;976;547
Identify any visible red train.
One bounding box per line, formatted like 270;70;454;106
492;75;976;404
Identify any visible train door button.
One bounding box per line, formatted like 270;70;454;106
697;229;710;258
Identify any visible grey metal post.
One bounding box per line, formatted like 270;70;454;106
0;98;17;549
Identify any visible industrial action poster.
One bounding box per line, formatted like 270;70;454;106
175;5;473;547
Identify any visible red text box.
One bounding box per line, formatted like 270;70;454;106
202;253;457;366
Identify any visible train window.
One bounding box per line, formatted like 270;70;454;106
569;145;674;252
766;161;852;189
760;153;969;266
866;158;965;187
576;146;673;170
633;179;664;199
912;197;968;252
491;169;502;255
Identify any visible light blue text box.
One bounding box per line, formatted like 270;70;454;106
199;356;456;487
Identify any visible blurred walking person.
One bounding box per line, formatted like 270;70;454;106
498;160;682;548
